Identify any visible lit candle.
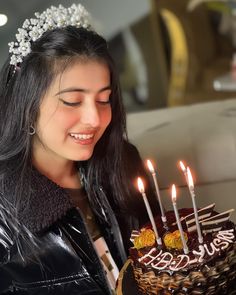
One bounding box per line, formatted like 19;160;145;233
186;167;203;244
147;160;166;223
137;177;162;245
179;160;188;185
171;184;189;254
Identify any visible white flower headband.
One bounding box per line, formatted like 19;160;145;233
8;4;91;66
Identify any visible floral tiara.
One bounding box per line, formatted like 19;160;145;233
8;4;91;66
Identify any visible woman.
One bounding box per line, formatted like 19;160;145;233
0;4;159;294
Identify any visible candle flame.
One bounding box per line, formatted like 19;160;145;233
179;161;186;172
147;159;155;173
171;184;177;202
137;177;145;193
187;167;194;188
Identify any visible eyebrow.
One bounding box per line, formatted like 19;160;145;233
55;85;112;96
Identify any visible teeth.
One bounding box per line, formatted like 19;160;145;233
70;133;94;140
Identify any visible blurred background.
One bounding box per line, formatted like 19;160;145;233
1;0;236;113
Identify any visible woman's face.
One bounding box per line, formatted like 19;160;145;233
33;60;112;162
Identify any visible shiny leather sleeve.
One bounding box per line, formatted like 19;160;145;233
0;203;15;293
0;210;112;295
0;202;15;260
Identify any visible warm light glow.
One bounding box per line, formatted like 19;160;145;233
187;167;194;188
137;177;145;193
179;160;186;172
0;14;7;26
147;159;155;173
171;184;177;202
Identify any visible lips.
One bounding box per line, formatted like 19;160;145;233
69;133;94;140
69;132;95;145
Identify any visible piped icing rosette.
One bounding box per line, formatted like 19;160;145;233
163;230;188;250
133;229;156;249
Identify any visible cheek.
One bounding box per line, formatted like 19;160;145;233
37;108;77;138
101;109;112;128
52;107;82;131
55;109;79;127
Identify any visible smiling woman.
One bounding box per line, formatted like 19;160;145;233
0;3;158;295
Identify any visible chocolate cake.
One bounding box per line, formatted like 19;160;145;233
129;206;236;295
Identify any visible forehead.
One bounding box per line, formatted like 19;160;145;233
50;59;111;92
42;59;111;101
40;60;112;109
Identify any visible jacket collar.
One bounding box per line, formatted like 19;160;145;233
5;167;74;233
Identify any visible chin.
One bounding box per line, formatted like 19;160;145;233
71;150;94;162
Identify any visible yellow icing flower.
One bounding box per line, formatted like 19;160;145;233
164;230;188;250
133;229;156;249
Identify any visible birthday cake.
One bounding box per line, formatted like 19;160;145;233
129;205;236;294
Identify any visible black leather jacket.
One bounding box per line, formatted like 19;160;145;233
0;143;159;294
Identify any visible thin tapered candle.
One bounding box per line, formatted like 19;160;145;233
147;160;166;223
137;177;162;245
179;160;188;185
186;167;203;244
171;184;189;254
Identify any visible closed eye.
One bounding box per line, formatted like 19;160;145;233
59;98;110;107
97;100;110;105
60;99;81;107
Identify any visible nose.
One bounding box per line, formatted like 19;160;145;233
80;101;100;128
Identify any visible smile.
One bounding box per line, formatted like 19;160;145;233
69;133;94;140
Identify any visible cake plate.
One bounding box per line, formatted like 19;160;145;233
116;259;142;295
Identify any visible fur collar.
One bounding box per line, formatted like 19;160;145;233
4;167;74;233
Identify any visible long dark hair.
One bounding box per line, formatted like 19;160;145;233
0;25;131;221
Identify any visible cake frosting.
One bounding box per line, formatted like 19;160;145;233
129;208;236;294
